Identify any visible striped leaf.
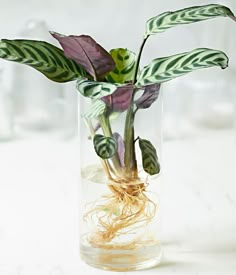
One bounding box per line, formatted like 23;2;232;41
93;134;118;159
136;48;228;87
0;39;87;82
83;100;106;118
139;138;160;176
76;79;118;99
51;32;115;80
106;48;136;83
145;4;235;37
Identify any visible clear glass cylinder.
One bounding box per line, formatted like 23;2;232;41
79;88;163;271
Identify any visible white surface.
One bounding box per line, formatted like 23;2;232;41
0;130;235;274
0;0;236;273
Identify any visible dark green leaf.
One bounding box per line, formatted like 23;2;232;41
93;134;118;159
139;138;160;176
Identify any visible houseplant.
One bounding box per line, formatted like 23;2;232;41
0;3;235;271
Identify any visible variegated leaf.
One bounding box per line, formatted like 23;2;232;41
106;48;136;83
145;4;235;37
51;32;115;79
101;83;133;112
136;48;228;87
0;39;87;82
135;83;160;109
139;138;160;176
76;79;118;99
83;100;106;118
93;134;118;159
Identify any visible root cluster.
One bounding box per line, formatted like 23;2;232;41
84;177;157;246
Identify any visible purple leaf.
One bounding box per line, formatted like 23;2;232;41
230;16;236;22
135;83;161;109
101;83;133;112
113;133;125;167
50;32;115;80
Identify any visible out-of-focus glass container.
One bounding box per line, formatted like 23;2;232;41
0;66;13;141
12;20;77;139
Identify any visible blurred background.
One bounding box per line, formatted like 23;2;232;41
0;0;236;274
0;0;236;141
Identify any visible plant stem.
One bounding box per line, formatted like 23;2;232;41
133;35;149;84
84;118;113;180
124;35;149;178
91;76;122;178
124;102;137;178
99;114;123;176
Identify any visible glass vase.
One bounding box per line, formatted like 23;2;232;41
79;87;163;271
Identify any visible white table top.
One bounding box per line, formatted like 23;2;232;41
0;129;235;275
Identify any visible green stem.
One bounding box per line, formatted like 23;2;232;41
84;118;113;180
91;76;122;177
124;102;137;178
124;35;149;178
133;35;149;84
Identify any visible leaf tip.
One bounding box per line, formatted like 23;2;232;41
230;16;236;22
221;64;228;70
49;31;65;39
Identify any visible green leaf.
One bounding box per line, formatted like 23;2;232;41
136;48;228;86
0;39;87;82
93;134;118;159
83;100;106;118
106;48;136;83
139;138;160;176
76;79;118;99
145;4;235;37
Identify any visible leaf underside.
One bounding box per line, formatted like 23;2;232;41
135;83;161;109
101;83;133;112
136;48;229;86
51;32;115;80
0;39;87;82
